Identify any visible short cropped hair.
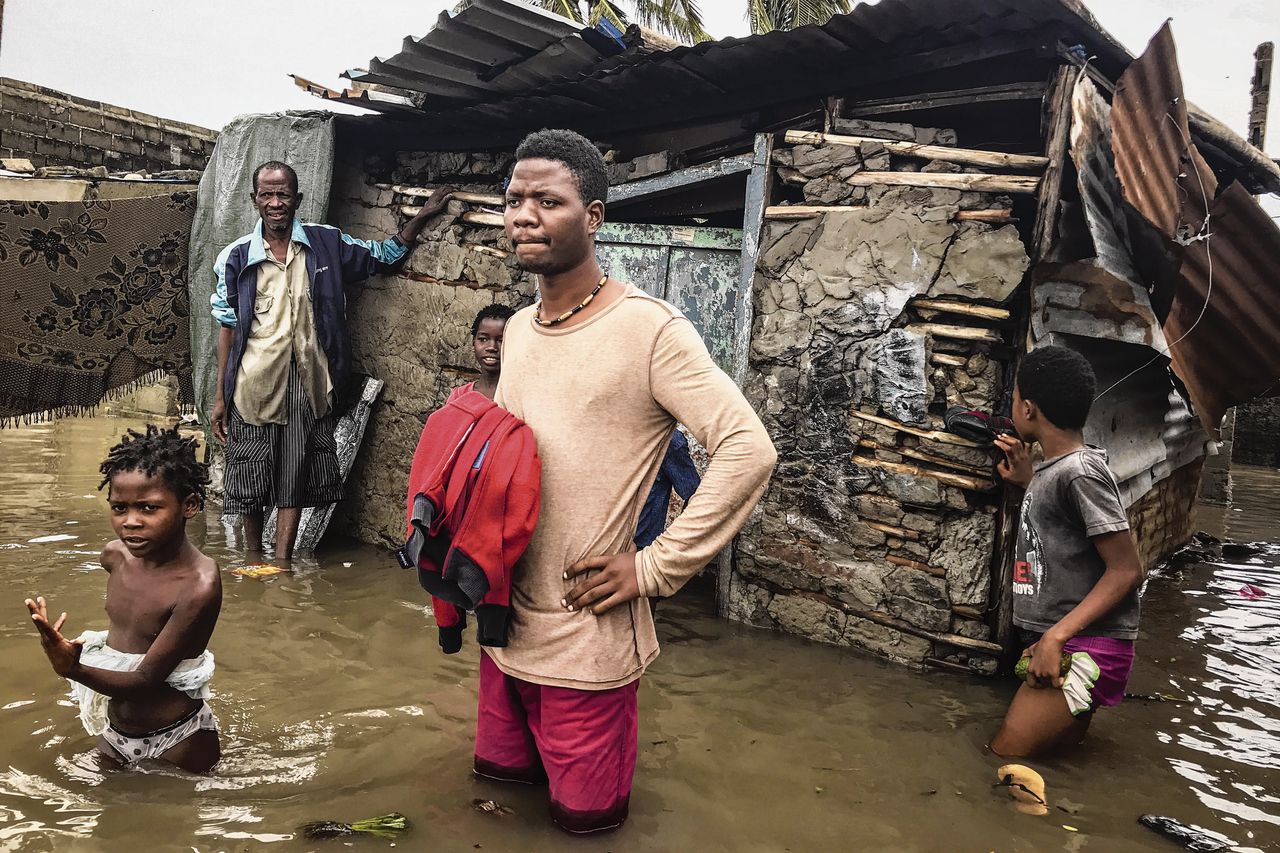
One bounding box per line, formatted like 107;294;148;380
99;424;210;507
252;161;299;194
514;129;608;207
1017;345;1097;430
471;304;516;337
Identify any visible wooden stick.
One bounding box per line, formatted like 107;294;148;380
925;656;985;674
784;130;1049;171
400;204;504;227
390;185;504;206
908;322;1002;343
859;439;992;479
886;554;946;578
845;171;1041;194
952;605;986;622
849;409;982;448
954;208;1017;223
852;453;994;492
464;243;509;259
910;298;1011;320
862;520;921;541
848;608;1004;654
930;353;969;367
763;205;1010;222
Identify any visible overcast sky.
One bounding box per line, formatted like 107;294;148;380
1;0;1276;159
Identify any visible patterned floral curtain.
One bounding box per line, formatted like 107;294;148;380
0;192;196;424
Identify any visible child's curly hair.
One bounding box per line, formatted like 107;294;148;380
99;424;209;508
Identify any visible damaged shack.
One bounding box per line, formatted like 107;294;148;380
193;0;1280;671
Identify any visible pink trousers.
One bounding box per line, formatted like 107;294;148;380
474;652;638;834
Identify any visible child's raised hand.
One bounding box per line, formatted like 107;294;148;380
25;596;83;677
994;434;1032;489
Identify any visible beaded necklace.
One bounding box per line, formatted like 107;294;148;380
533;274;608;327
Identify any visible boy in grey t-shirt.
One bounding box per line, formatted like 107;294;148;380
990;346;1144;758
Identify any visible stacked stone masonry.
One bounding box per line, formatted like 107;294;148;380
331;149;536;546
732;124;1029;672
0;78;215;174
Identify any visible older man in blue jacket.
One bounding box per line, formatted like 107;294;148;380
210;161;452;559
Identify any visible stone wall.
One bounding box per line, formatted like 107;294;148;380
729;128;1030;672
1232;398;1280;468
329;148;534;546
1127;458;1203;569
0;77;215;174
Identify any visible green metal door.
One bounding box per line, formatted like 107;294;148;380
595;222;744;374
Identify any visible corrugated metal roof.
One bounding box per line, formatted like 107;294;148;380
314;0;1131;141
1109;22;1280;435
340;0;627;107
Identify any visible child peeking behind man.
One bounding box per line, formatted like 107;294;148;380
26;425;222;772
990;345;1143;758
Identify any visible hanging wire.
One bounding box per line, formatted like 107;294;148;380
1092;104;1216;402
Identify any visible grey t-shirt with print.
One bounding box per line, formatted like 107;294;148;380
1011;446;1138;640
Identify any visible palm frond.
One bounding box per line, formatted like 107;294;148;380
533;0;586;22
629;0;711;43
748;0;777;34
587;0;629;31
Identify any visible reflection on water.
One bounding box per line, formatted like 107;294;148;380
0;418;1278;851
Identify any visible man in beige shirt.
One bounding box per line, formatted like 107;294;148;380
475;129;776;834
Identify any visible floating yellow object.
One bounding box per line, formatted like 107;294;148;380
996;763;1048;816
231;564;286;579
1063;825;1079;832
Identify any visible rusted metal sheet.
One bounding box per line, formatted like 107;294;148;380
1111;23;1216;245
1167;181;1280;430
1029;69;1208;508
1109;22;1280;435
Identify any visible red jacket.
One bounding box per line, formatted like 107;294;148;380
398;389;540;653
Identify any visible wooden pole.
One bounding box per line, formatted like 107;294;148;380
930;353;969;367
399;205;504;227
849;409;982;448
858;439;992;478
886;554;947;578
908;322;1003;343
911;298;1011;320
1249;42;1274;150
851;454;994;492
845;171;1041;194
783;130;1049;171
764;205;1013;223
388;185;504;206
847;607;1004;654
1032;65;1075;261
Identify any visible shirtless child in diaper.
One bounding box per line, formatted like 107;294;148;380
26;425;222;772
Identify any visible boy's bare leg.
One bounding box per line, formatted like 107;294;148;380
274;507;301;561
242;511;264;554
991;683;1092;758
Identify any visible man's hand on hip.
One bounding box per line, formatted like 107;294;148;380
563;551;640;616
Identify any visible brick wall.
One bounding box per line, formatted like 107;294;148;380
0;78;216;173
1127;458;1203;570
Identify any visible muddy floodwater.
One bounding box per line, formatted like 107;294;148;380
0;417;1277;852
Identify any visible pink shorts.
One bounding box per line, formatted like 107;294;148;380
474;652;638;834
1062;634;1135;710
